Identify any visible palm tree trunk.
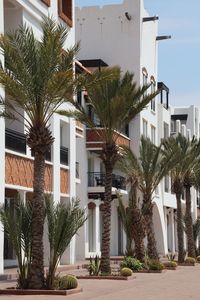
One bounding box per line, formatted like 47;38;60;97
185;185;196;258
176;193;185;263
100;162;113;274
130;207;146;261
129;185;146;261
29;153;45;289
143;199;158;260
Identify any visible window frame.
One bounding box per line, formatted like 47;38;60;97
150;76;156;112
142;67;148;97
41;0;50;6
58;0;73;27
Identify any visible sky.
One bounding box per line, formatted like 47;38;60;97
75;0;200;107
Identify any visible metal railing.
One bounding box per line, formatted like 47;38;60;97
60;146;68;166
5;128;26;154
88;172;126;190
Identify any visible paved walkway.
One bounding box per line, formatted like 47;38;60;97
1;264;200;299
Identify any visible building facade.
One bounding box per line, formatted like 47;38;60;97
0;0;88;272
76;0;199;258
0;0;199;274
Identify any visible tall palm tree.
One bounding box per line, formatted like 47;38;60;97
163;134;200;261
0;18;79;288
138;137;169;259
66;70;158;273
183;138;200;258
117;146;146;261
119;138;168;260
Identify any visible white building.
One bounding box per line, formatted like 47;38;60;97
0;0;88;272
76;0;198;257
0;0;199;275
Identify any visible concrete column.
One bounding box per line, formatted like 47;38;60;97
0;0;5;274
68;118;76;264
174;213;178;251
169;209;175;253
61;118;76;264
95;200;101;254
52;114;60;204
18;190;26;203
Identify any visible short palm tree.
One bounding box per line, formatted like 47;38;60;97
117;146;146;261
163;134;200;261
0;200;32;289
0;18;79;288
45;197;86;289
67;70;158;273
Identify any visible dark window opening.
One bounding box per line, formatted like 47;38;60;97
58;0;72;27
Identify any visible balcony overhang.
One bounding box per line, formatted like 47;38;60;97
86;128;130;151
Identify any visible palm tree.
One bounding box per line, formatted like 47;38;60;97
119;138;168;260
163;134;200;261
66;70;158;273
138;137;169;259
0;18;79;288
117;147;146;261
45;197;86;289
183;138;200;258
193;219;200;255
0;200;33;289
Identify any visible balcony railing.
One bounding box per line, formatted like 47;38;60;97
5;129;26;154
60;146;68;166
88;172;126;190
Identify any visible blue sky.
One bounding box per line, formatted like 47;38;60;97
76;0;200;107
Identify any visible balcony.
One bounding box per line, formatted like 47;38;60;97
88;172;126;190
86;128;130;151
5;129;26;154
60;146;69;166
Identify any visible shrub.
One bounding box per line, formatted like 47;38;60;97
120;268;132;277
120;257;143;271
163;261;177;268
148;260;164;271
88;255;101;275
196;255;200;262
185;257;196;264
59;275;78;290
167;253;176;262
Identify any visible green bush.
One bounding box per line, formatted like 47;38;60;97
120;257;143;271
88;255;101;275
163;261;177;268
120;268;132;277
59;275;78;290
185;257;196;264
148;260;164;271
167;253;176;262
196;255;200;262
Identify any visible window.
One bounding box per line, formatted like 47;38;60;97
77;91;82;105
150;76;156;112
58;0;72;27
151;125;156;144
142;67;148;97
164;122;169;139
41;0;50;6
143;119;148;138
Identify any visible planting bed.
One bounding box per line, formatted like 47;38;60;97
77;275;136;280
0;287;83;296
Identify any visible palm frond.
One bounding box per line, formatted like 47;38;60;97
45;196;86;289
